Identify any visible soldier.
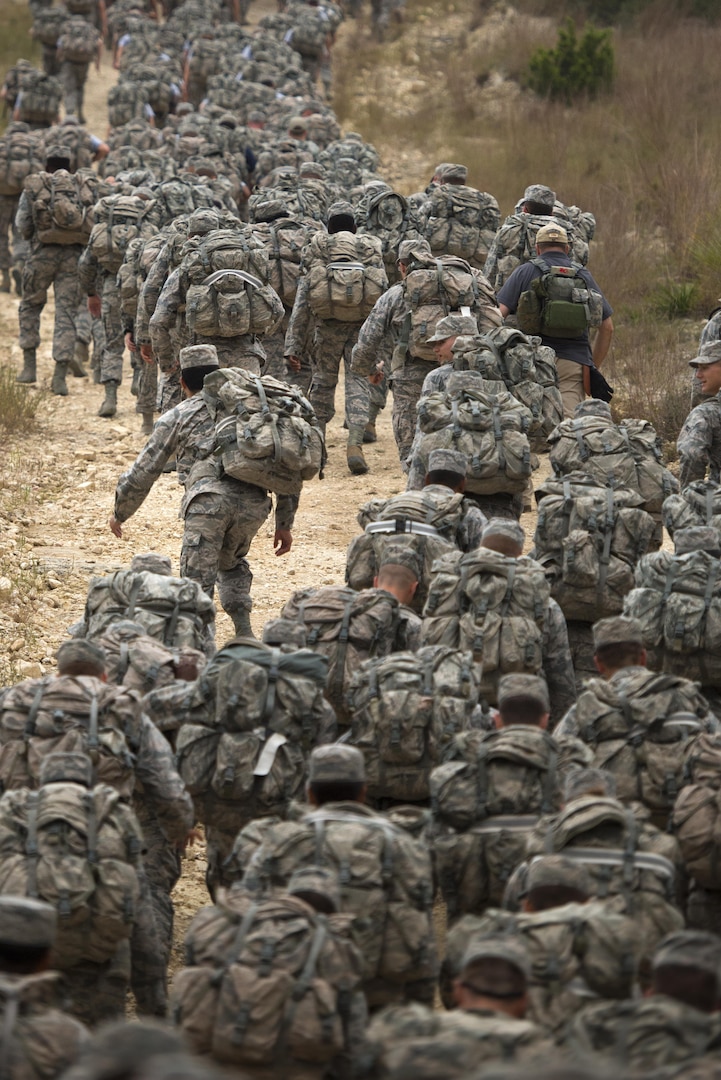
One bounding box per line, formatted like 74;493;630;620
420;447;488;549
374;546;422;651
420;162;500;270
0;897;88;1076
15;145;96;392
57;14;102;124
364;936;549;1079
0;121;40;296
567;931;721;1069
478;520;576;723
350;238;501;469
497;222;614;418
108;344;296;637
678;341;721;487
284;200;384;476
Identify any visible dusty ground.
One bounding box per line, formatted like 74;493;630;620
0;2;552;977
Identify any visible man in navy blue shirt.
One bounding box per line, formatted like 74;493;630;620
497;222;614;417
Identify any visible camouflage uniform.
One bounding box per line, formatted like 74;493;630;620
0;195;20;277
15;186;82;367
284;273;371;435
58;60;91;123
112;366;297;630
678;393;721;488
78;247;126;387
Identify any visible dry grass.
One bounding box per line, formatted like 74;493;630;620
0;2;40;133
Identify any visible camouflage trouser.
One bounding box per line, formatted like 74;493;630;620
262;310;290;382
19;244;82;364
310;321;369;435
369;370;388;423
59;60;90;120
132;799;180;1013
566;620;596;689
42;42;60;76
206;822;246;899
160;370;182;414
0;194;19;271
61;941;130;1027
136;357;158;416
130;864;169;1017
390;358;436;466
180;483;272;620
100;275;126;384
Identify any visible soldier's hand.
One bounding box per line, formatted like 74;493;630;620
287;354;301;372
108;514;123;538
274;529;293;555
177;827;202;853
87;295;101;318
140;344;154;363
369;370;384;385
125;332;137;353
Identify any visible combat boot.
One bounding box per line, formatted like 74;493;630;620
140;411;154;435
346;425;369;475
51;362;69;396
11;268;21;296
16;349;36;384
98;380;118;417
231;607;255;639
69;340;89;378
363;421;377;444
0;269;10;293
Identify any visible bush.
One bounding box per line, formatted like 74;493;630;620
0;366;44;435
526;19;615;103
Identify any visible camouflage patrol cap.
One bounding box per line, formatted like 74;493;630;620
130;552;172;576
435;162;468;183
56;639;107;673
689;341;721;368
39;752;93;788
251;199;289;223
327;200;355;221
397;238;431;263
535;222;568;245
378;543;422;579
45;144;72;165
461;935;532;985
287;116;307;135
653;930;721;978
497;673;550;712
299;160;326;179
427;448;467;476
481;519;525;548
179;344;220;371
308;744;366;783
186;208;224;236
0;896;56;949
674;526;721;557
262;618;307;648
574;399;613;419
247;110;266;123
523;183;556;206
287;866;340;912
593;615;644;650
525;854;592;897
427;313;478;343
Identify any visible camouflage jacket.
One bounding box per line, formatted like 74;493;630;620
0;972;89;1078
677;394;721;488
112;390;297;531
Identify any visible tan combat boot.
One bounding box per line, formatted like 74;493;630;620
347;425;369;475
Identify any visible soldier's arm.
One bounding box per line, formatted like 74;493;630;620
137;250;172;343
677;405;717;487
148;268;183;371
284;274;311;360
542;598;577;727
112;410;180;525
456;503;487;551
350;290;397;377
15;192;33;241
135;715;194;844
553;703;580;739
78;244;99;296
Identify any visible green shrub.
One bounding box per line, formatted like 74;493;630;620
527;19;615;103
651;281;700;320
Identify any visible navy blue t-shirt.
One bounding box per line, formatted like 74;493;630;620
496;251;612;366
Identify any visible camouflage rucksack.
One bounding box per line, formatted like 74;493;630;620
88;194;150;274
548;407;678;518
250;217;319;308
15;70;62;126
284;8;329;58
43;123;95;172
280;587;403;726
203;367;324;496
58;16;100;63
345;488;465;612
122;63;176;115
107;82;149;128
398;252;484;364
624;549;721;685
2;60;35;110
304;231;388;324
360;189;422;284
147;178;216;228
451;326;563;447
180;229;284;338
0;676;141;798
671;732;721;890
174;639;331;832
414;371;534;496
171;891;362;1069
236;807;437;996
663;480;721;540
81;567;216;652
443;902;639;1031
430;726;570;915
516;257;603;339
532;473;657;622
484;212;590;290
423;185;501;269
24;168;98;245
422;546;550;704
347;647;481;803
0;125;40;197
0;778;142;967
107;117;161;153
572;668;713;823
93;621;206;695
32;6;69;47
